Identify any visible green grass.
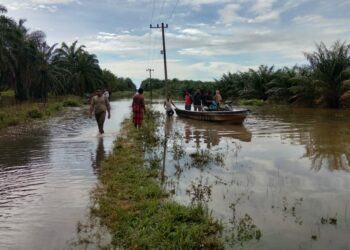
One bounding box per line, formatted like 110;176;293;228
89;110;224;249
0;95;81;130
0;90;15;97
238;99;264;106
110;91;135;99
62;97;81;107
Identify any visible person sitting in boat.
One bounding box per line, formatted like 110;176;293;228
164;94;175;116
184;91;192;110
214;89;223;110
208;100;217;111
202;91;213;108
193;89;202;111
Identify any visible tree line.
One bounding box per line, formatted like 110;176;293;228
0;5;136;101
141;42;350;108
216;41;350;108
140;78;216;97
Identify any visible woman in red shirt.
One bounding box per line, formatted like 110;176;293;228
184;91;192;110
132;88;146;128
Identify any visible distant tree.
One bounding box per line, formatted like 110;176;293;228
54;41;103;95
266;66;296;101
304;41;350;108
289;66;316;106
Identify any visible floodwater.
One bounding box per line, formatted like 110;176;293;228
158;104;350;249
0;99;131;250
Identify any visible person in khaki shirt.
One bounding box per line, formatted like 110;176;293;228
89;89;111;134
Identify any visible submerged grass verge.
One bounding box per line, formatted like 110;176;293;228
238;99;264;106
0;95;81;130
89;110;224;249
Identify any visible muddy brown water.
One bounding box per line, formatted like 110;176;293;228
0;100;131;250
155;103;350;250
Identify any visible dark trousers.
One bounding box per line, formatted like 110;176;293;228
95;111;106;133
166;109;174;116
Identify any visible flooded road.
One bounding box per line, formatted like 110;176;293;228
0;99;131;250
158;104;350;249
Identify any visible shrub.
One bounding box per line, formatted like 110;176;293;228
63;98;80;107
0;112;6;121
238;99;264;106
27;109;43;119
7;117;20;126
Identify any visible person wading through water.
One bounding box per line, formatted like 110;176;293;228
132;88;146;128
164;94;175;116
89;88;111;134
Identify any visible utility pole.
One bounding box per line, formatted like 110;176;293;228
150;23;169;96
146;68;154;104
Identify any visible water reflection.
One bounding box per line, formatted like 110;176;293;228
177;117;252;148
0;128;49;220
161;105;350;249
249;107;350;172
91;137;105;173
303;122;350;171
0;100;131;250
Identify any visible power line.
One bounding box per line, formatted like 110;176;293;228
157;0;166;23
150;0;156;25
147;0;156;69
168;0;180;20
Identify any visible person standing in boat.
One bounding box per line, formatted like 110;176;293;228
164;94;175;116
132;88;146;128
184;91;192;110
89;88;111;134
202;91;213;108
214;89;223;110
193;89;202;111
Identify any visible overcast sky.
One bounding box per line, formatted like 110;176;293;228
1;0;350;84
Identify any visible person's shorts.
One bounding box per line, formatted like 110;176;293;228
185;105;191;110
166;109;174;116
194;105;202;111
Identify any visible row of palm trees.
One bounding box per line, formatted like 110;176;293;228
217;41;350;108
0;5;135;101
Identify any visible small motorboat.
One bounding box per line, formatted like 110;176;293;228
174;108;248;124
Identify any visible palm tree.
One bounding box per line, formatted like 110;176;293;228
242;65;275;100
266;67;296;101
12;22;47;100
305;41;350;108
71;51;102;94
30;42;70;99
288;66;316;106
54;41;103;95
0;5;17;90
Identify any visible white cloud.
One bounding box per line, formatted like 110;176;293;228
1;0;77;11
218;0;306;24
86;34;148;55
31;0;76;4
180;0;231;6
293;15;324;24
181;28;209;36
251;0;276;15
100;59;256;83
218;4;247;23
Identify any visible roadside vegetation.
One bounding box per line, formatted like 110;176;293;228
0;5;136;129
80;110;224;249
0;95;81;129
